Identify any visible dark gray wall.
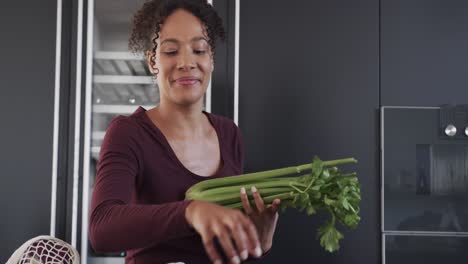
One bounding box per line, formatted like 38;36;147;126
0;1;57;262
239;0;379;263
381;0;468;106
212;0;236;119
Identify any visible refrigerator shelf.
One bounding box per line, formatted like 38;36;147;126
93;83;158;106
94;51;144;60
93;51;149;77
93;75;153;84
92;131;106;141
92;51;158;106
91;146;100;160
92;104;153;114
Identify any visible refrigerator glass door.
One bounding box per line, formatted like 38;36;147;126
81;0;207;263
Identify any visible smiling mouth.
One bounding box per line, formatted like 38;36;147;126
174;78;200;86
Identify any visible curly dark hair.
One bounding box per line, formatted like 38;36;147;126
129;0;225;67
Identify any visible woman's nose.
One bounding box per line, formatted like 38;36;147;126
177;49;196;70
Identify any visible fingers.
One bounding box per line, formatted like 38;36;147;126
270;198;281;212
216;225;241;264
201;231;223;264
238;215;263;258
227;219;250;261
242;186;280;214
251;186;265;212
194;202;266;263
240;187;253;215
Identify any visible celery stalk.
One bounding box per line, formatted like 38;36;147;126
185;158;357;195
184;156;361;253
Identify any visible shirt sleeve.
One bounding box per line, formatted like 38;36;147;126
89;118;195;252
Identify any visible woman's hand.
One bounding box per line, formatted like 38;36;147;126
185;200;263;264
240;186;281;252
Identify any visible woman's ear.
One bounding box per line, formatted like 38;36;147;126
146;50;157;74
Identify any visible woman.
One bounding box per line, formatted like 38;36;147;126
89;1;280;263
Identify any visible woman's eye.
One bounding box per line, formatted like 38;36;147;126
194;50;207;55
163;51;177;56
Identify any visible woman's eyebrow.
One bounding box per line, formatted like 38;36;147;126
160;37;208;46
191;37;209;43
160;38;179;45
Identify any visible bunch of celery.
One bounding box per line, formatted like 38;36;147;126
185;156;361;252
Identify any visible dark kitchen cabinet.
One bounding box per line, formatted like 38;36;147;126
381;106;468;264
381;0;468;106
385;235;468;264
238;0;379;263
381;1;468;262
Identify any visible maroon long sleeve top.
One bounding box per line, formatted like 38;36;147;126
89;106;247;263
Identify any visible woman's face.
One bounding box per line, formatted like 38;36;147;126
148;9;214;107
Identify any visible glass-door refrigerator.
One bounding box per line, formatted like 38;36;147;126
79;1;212;263
82;1;153;263
72;0;236;262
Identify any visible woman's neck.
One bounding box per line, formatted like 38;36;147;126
150;100;208;139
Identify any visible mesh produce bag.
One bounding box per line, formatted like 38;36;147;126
6;235;80;264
